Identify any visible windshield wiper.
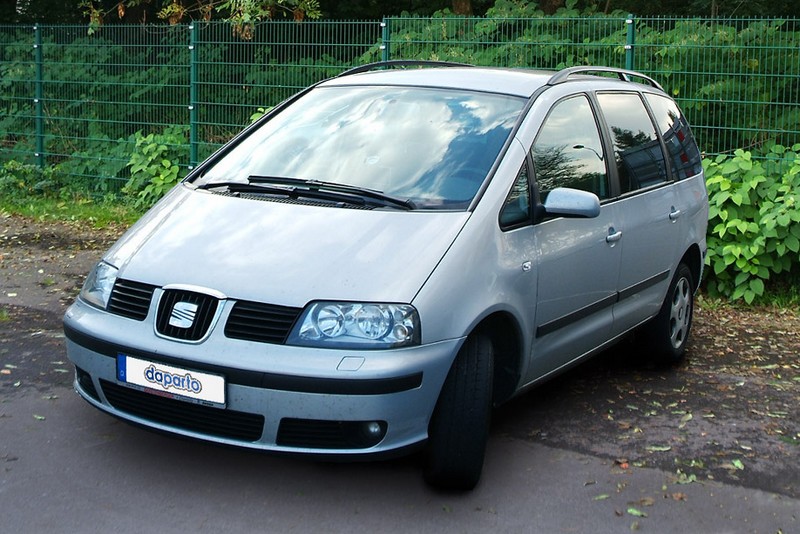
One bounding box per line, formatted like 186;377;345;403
248;176;416;210
196;180;293;195
195;176;416;210
196;180;371;207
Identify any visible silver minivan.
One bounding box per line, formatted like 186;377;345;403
64;62;708;490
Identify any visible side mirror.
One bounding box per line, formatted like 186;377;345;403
543;187;601;218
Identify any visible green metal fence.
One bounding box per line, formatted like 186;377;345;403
0;21;382;191
192;21;381;164
1;16;799;193
384;16;800;155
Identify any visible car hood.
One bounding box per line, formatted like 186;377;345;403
104;186;470;306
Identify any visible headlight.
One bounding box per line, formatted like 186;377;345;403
79;261;118;310
287;302;420;349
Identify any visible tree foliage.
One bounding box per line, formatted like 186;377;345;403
6;1;85;23
64;0;800;26
76;0;322;29
3;0;799;25
34;0;800;24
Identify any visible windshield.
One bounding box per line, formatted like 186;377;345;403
194;85;525;209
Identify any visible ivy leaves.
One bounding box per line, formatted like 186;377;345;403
704;143;800;302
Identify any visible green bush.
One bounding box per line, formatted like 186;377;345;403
124;126;189;209
51;127;136;195
0;125;188;211
0;160;57;198
0;157;128;204
704;144;800;302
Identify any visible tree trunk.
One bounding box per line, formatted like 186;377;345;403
452;0;473;15
540;0;565;15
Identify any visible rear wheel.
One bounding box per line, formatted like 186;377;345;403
424;333;494;491
641;262;694;364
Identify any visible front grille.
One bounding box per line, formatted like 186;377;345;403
156;290;219;341
225;300;302;344
108;279;157;320
108;279;302;346
277;418;387;449
100;380;264;442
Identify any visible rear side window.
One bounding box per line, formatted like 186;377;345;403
597;93;668;193
645;94;703;179
532;95;609;200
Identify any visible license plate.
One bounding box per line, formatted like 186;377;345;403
116;354;226;407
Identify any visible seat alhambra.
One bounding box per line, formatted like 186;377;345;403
65;62;708;490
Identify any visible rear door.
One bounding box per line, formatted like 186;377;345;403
594;92;680;334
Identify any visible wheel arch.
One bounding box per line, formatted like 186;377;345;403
472;311;524;406
680;243;703;291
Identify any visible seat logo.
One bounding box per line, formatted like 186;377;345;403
169;301;198;329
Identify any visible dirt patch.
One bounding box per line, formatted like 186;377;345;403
0;212;122;311
1;212;798;498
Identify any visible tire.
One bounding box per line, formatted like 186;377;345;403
641;262;694;365
424;333;494;491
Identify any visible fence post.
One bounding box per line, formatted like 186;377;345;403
33;24;44;169
625;14;635;70
188;23;198;170
380;18;390;61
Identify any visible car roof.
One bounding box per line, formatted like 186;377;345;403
319;64;665;99
320;67;554;98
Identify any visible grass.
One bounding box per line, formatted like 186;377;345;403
756;275;800;309
0;160;144;227
0;193;143;229
697;292;799;314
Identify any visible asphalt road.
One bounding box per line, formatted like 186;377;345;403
1;214;798;532
1;383;797;533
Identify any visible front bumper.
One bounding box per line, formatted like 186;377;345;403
64;299;461;457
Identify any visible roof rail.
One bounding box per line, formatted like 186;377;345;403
337;60;474;78
547;66;664;91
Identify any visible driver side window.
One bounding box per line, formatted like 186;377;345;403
532;95;608;201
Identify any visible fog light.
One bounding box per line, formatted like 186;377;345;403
360;421;387;445
364;421;384;437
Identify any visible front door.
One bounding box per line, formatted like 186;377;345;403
522;94;621;383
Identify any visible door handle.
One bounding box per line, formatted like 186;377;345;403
606;229;622;243
669;208;682;221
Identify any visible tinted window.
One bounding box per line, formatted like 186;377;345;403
645;94;703;179
532;95;608;200
500;164;531;228
597;93;668;193
196;86;525;210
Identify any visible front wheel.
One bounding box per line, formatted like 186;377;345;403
640;262;694;364
424;333;494;491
